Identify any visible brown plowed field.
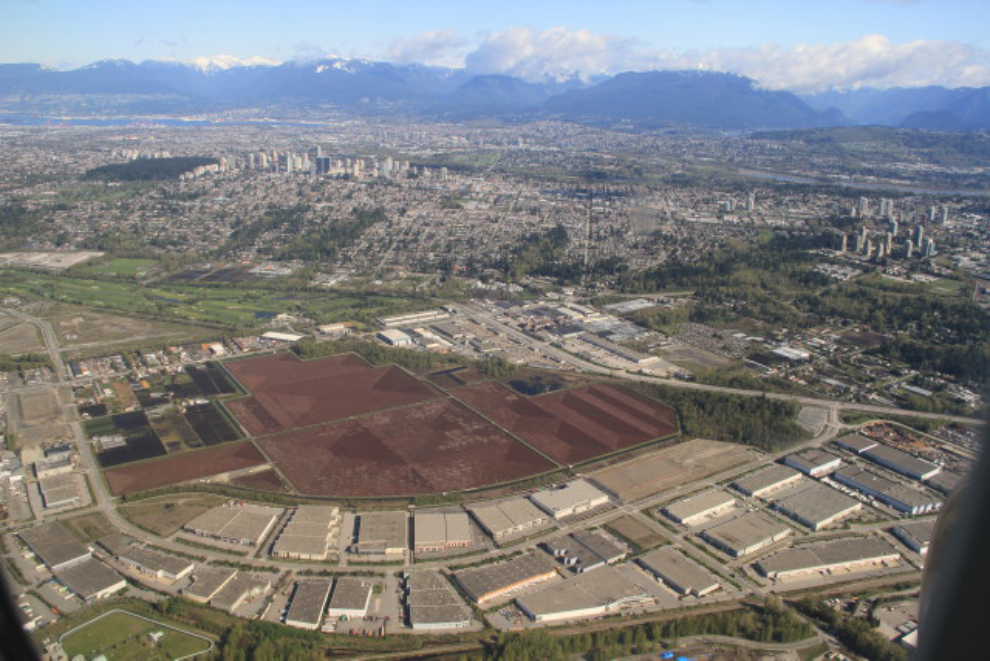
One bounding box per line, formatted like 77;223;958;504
224;353;442;435
104;441;267;495
258;399;555;496
452;382;678;465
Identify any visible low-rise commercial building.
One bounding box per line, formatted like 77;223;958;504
925;471;962;495
326;577;374;619
771;483;863;531
543;530;626;573
834;434;878;454
404;572;472;631
271;506;340;561
413;511;472;554
210;573;272;613
700;511;792;558
529;479;609;521
784;449;842;477
731;465;803;498
755;537;900;580
285;579;333;630
183;502;282;547
860;444;940;481
891;520;937;555
516;565;651;623
182;567;237;604
354;511;408;556
38;473;79;509
55;558;126;602
468;497;550;541
114;543;195;583
832;467;941;516
454;552;557;605
17;521;89;572
637;547;721;597
663;490;737;526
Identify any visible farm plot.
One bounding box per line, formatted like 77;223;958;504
258;399;555;496
85;411;167;468
452;382;679;465
183;402;241;445
223;352;441;436
103;440;267;496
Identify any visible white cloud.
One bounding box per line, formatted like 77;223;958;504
385;30;466;68
438;27;990;91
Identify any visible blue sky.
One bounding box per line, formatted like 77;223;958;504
3;0;989;90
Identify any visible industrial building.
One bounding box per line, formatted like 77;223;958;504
516;565;651;623
113;542;195;583
543;530;626;573
925;471;963;495
404;572;472;631
783;449;842;477
182;502;282;547
182;567;237;604
529;479;610;520
832;467;941;516
38;473;80;509
326;577;374;618
891;520;936;555
354;511;408;556
663;489;737;526
454;552;557;604
860;444;941;481
834;434;878;454
699;511;792;558
468;497;550;541
755;537;901;581
771;483;863;531
271;506;340;561
209;573;272;613
17;521;90;572
413;511;472;554
379;310;450;328
376;329;413;346
55;558;127;602
731;465;803;498
285;579;333;630
637;547;721;597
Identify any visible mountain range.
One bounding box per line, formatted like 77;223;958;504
1;57;988;131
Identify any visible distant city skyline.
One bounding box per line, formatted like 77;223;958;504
3;0;990;91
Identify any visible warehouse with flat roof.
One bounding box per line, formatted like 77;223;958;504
755;537;900;580
637;547;720;597
530;479;609;520
663;489;737;526
182;567;237;603
354;511;408;556
17;521;89;572
784;449;842;477
210;573;272;613
468;497;550;541
454;552;557;605
115;543;195;583
271;506;340;561
285;579;333;630
700;511;792;558
861;444;940;481
891;520;936;555
731;465;803;498
55;558;126;602
516;565;651;623
405;571;472;631
326;577;374;618
183;502;283;547
832;467;941;516
771;483;863;531
543;530;626;573
925;471;962;495
38;473;79;509
413;511;472;554
835;434;878;454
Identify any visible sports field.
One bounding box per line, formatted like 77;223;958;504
224;353;442;435
258;398;555;496
60;609;211;661
451;382;679;465
104;440;267;496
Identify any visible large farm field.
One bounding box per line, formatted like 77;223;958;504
257;398;555;496
224;352;442;435
104;440;267;496
451;382;679;465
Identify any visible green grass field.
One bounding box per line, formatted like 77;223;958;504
77;258;161;278
61;610;211;660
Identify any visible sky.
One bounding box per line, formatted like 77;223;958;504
3;0;990;91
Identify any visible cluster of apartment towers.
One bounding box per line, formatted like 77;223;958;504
837;197;942;260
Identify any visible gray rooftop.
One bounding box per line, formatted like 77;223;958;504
516;565;648;619
210;573;271;611
356;511;408;553
664;489;736;523
772;483;862;527
925;471;963;495
732;465;802;496
286;579;333;627
328;576;374;612
637;546;720;596
55;558;124;600
455;552;556;603
785;449;841;473
117;543;195;577
409;604;473;627
183;567;237;601
18;522;89;571
835;434;878;454
892;519;937;550
468;497;547;537
756;537;900;577
701;511;791;555
861;444;940;479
